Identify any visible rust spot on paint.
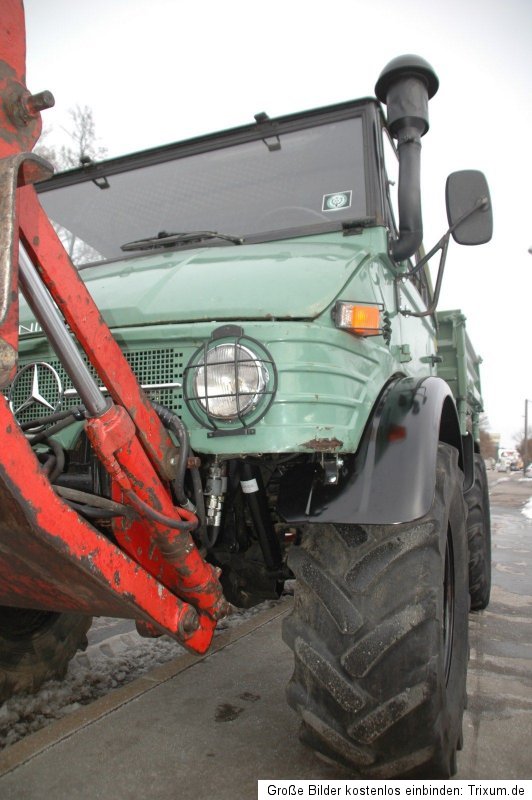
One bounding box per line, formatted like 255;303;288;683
388;424;407;442
301;437;343;452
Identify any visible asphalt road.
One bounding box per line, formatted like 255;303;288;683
457;470;532;777
0;471;530;794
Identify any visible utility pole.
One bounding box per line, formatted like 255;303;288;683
524;244;532;475
524;399;531;477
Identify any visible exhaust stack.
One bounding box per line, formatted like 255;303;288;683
375;55;439;261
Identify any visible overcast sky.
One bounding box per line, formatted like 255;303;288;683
24;0;532;447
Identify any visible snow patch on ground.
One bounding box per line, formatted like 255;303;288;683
0;598;285;750
522;498;532;520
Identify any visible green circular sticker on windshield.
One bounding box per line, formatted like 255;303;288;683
322;190;352;211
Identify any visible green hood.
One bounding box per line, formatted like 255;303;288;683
67;234;369;328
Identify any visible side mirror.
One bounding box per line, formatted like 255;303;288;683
445;170;493;245
401;170;493;318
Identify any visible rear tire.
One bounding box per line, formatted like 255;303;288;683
465;454;491;610
0;608;91;704
283;443;468;778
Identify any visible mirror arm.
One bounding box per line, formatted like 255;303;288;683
400;235;449;318
409;196;487;278
399;196;488;319
408;233;447;278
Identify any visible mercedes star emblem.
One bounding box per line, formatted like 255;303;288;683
9;362;64;421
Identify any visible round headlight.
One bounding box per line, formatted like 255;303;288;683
193;343;269;420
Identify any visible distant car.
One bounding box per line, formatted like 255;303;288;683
497;461;510;472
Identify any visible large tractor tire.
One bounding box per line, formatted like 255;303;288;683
0;607;92;704
465;454;491;610
283;443;469;778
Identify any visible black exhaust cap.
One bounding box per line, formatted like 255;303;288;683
375;55;439;261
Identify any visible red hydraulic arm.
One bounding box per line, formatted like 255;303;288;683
0;0;229;653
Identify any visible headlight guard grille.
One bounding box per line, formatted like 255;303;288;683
183;325;277;437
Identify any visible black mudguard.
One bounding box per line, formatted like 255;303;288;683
278;376;471;526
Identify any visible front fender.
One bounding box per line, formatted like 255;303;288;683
278;376;464;525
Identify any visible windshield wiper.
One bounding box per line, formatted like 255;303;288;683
120;230;244;252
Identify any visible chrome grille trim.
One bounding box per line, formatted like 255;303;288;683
63;381;182;396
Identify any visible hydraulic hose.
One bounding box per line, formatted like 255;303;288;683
151;401;189;506
21;405;85;432
20;406;85;431
43;436;65;483
190;465;208;548
124;489;197;532
53;485;135;517
27;409;85;446
65;500;120;520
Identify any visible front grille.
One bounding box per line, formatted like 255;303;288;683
4;348;184;425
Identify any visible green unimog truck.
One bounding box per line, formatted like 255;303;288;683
2;55;492;777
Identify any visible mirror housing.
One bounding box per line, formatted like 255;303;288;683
445;170;493;245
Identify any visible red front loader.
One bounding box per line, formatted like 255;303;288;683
0;0;230;701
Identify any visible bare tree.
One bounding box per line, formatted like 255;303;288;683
33;126;60;169
34;106;108;266
514;434;532;466
478;415;498;461
59;105;107;168
35;105;107;171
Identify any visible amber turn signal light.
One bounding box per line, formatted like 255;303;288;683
333;301;382;336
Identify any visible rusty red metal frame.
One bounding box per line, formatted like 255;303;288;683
0;0;227;654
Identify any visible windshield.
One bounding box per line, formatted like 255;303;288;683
38;115;367;267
